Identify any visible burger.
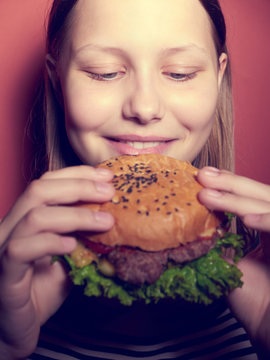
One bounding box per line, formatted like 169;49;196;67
64;154;244;306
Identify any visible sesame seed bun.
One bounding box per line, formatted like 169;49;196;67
78;154;221;251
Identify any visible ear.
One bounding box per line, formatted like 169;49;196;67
217;52;228;89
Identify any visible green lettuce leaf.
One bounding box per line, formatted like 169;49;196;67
64;232;244;306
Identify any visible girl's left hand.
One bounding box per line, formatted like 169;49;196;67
197;167;270;357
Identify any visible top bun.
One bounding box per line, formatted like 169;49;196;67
80;154;221;251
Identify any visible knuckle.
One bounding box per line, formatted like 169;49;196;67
226;178;238;194
24;207;45;231
40;170;53;180
25;179;44;203
41;232;62;247
78;179;95;195
5;239;22;262
76;207;92;223
217;172;235;193
75;207;96;227
75;165;111;181
77;165;94;172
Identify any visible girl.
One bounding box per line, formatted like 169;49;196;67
0;0;270;358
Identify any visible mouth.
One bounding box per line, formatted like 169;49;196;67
105;135;177;155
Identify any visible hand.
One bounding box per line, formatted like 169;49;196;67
197;167;270;357
0;166;115;359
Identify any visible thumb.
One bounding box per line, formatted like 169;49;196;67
243;213;270;233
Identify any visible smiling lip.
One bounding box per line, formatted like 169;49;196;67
105;135;176;155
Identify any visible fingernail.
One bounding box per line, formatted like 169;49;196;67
204;167;221;176
63;237;77;252
96;168;112;177
95;181;113;193
94;211;113;224
245;214;261;224
206;189;223;198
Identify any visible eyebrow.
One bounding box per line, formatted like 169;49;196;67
74;43;208;58
161;44;208;56
74;44;125;57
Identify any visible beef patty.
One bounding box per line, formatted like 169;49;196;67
101;237;217;285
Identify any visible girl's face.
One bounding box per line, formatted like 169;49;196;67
55;0;227;166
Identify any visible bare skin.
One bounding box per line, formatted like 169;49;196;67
0;166;115;359
1;0;270;358
198;167;270;357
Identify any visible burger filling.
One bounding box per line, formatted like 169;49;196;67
65;229;244;306
71;233;219;286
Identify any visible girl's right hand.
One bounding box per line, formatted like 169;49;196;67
0;165;115;359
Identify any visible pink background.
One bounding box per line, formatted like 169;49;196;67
0;0;270;217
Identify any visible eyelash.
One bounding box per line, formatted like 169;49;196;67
88;72;120;81
164;72;197;82
87;71;196;82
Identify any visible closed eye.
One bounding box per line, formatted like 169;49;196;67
164;72;197;82
88;72;122;81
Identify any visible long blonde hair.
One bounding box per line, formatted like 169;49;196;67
28;0;234;179
193;53;233;171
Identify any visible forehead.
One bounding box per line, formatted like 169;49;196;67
67;0;215;57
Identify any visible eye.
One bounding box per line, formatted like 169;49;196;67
88;72;121;81
164;72;196;82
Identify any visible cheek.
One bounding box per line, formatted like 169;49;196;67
170;80;219;132
62;75;117;132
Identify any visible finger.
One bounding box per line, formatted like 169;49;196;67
197;167;270;202
31;258;73;324
11;205;115;238
0;178;115;244
243;213;270;233
41;165;113;181
0;233;77;286
24;178;115;206
198;188;270;217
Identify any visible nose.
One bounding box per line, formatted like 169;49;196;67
122;77;164;124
